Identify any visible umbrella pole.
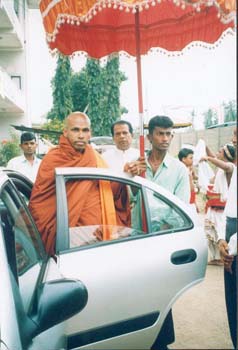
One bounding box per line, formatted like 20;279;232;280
135;8;144;158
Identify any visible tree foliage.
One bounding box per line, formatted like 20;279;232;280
86;58;104;135
223;100;237;123
47;55;73;121
42;119;63;144
71;69;88;113
0;132;21;166
86;55;127;136
45;54;127;136
203;108;218;128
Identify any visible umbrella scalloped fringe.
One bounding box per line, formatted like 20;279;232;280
43;0;236;43
48;27;235;60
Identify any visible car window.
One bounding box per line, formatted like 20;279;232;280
61;178;146;249
144;187;192;233
57;176;192;252
0;182;44;312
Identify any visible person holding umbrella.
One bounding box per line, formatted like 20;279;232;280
146;115;190;350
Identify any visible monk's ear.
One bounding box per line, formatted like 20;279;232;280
63;128;68;137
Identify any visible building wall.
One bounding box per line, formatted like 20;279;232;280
0;0;31;140
169;125;236;156
134;125;236;155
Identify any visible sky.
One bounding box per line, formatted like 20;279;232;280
27;10;236;130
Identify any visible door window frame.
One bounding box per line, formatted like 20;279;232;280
55;173;193;254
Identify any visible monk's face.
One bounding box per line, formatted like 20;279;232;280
63;114;91;152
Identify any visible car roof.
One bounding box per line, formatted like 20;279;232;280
90;136;114;145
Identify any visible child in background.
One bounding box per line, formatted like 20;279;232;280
178;148;198;211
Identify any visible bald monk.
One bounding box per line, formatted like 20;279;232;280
29;112;136;255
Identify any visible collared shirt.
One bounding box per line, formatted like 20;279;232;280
146;152;190;203
224;165;237;218
7;155;42;182
102;147;139;172
216;165;237;242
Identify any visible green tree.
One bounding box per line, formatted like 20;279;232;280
71;69;88;112
47;55;73;121
203;108;218;128
103;55;127;134
223;100;237;123
86;56;127;136
46;54;127;136
0;131;21;166
42;119;63;144
86;58;103;135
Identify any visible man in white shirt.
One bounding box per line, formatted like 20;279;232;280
217;127;237;349
7;132;41;182
102;120;140;172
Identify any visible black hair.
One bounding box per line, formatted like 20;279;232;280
178;148;194;161
148;115;174;134
111;120;133;136
223;143;236;162
20;132;36;144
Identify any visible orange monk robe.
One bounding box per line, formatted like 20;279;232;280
29;135;126;255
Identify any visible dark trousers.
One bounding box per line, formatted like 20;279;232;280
225;217;237;349
151;309;175;350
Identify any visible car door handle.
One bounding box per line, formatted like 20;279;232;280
170;249;197;265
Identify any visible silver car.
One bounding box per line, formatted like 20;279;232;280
0;167;207;350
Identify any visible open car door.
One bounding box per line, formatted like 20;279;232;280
0;170;88;350
55;168;207;350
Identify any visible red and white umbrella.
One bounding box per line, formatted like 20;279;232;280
39;0;235;155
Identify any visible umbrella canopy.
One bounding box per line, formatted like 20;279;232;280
39;0;235;156
40;0;235;57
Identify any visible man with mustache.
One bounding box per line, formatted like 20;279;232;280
7;132;41;182
146;115;190;350
29;112;134;255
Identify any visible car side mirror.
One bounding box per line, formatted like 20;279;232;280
31;278;88;337
9;271;88;349
13;273;88;349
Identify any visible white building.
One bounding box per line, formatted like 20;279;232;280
0;0;36;139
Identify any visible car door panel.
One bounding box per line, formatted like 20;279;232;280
53;169;207;349
58;227;207;349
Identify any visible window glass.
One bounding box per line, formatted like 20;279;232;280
0;184;43;311
145;188;191;233
61;177;192;250
63;178;145;249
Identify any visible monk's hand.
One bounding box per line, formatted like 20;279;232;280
218;239;234;274
93;227;103;241
124;157;146;176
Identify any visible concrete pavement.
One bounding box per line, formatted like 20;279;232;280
170;264;233;349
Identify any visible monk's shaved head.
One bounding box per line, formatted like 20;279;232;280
64;112;91;130
63;112;92;152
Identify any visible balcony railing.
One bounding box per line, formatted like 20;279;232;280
0;66;25;112
0;0;24;48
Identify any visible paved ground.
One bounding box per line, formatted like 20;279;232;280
170;264;233;350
